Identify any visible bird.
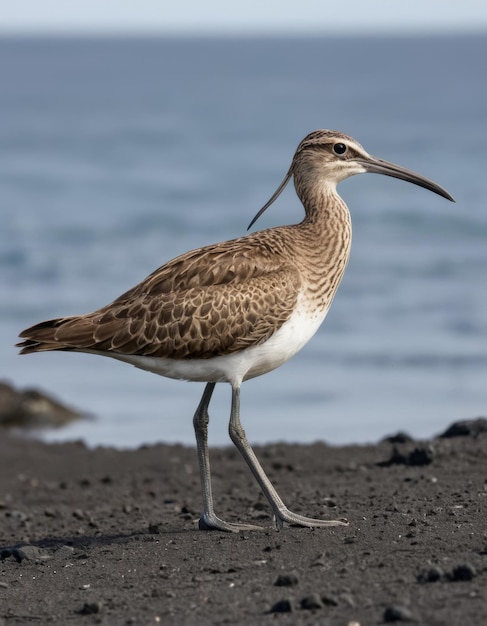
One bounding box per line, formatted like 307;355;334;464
17;130;455;532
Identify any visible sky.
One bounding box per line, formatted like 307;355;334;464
1;0;487;35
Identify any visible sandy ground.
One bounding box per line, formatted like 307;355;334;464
0;420;486;625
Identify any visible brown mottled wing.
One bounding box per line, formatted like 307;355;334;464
18;232;301;359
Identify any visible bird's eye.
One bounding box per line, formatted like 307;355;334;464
333;143;347;156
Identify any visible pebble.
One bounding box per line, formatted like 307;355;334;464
7;510;29;523
439;418;487;438
450;563;477;582
0;381;84;427
274;572;299;587
0;546;46;563
269;599;293;613
417;565;444;583
148;523;164;534
72;509;85;520
383;605;415;622
379;445;434;467
77;601;103;615
322;593;339;606
17;546;43;561
300;594;324;610
383;432;414;444
55;545;75;558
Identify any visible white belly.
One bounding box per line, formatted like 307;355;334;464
109;293;328;386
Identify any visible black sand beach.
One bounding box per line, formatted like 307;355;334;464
1;421;486;625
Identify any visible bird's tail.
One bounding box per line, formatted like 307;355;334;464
17;318;76;354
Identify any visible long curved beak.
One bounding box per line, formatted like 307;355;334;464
356;156;455;202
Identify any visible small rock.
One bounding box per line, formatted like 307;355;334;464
0;546;46;563
0;380;85;428
269;599;293;613
16;546;47;561
322;593;339;606
7;510;29;523
439;418;487;438
383;605;415;622
72;509;85;520
77;601;103;615
55;545;75;558
417;566;444;583
450;563;476;582
378;445;434;467
274;572;299;587
383;432;414;444
408;446;434;466
300;594;324;610
148;522;164;534
1;549;13;562
340;592;355;607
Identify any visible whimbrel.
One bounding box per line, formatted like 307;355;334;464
18;130;454;532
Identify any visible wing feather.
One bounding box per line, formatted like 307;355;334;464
18;230;301;359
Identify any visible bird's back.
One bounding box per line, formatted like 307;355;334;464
18;227;305;361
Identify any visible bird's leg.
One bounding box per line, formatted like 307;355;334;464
229;384;348;530
193;382;262;532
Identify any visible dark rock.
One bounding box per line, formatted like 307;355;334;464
54;545;75;558
274;572;299;586
383;432;414;444
77;601;103;615
7;510;29;523
408;446;435;466
1;545;48;563
0;380;86;429
450;563;477;582
1;548;26;563
383;604;415;622
417;566;444;583
0;549;17;562
321;593;339;606
300;594;324;610
15;546;46;561
439;418;487;438
378;445;434;467
339;592;355;607
72;509;85;521
148;522;164;534
269;599;293;613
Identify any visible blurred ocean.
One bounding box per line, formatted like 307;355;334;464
0;35;486;448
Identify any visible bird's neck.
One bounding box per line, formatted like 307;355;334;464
292;183;352;309
299;183;351;240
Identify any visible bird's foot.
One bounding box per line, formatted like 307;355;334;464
273;508;348;530
198;512;263;533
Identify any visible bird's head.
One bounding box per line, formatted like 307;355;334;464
248;129;455;229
